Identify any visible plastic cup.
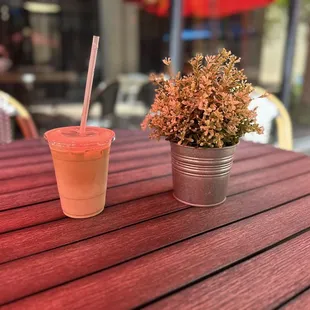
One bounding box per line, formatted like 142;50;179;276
44;126;115;219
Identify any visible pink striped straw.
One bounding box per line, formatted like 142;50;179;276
80;36;100;135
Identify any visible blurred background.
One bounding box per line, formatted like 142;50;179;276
0;0;309;152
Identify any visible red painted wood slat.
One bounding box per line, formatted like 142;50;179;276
148;232;310;310
0;174;172;212
0;173;56;195
0;146;50;160
0;142;170;169
0;185;59;212
231;150;305;175
0;133;254;160
1;171;310;267
0;162;54;181
0;162;172;195
0;200;64;234
0;138;169;162
1;152;307;199
0;139;44;151
0;153;52;169
0;140;271;171
229;157;310;195
0;153;170;181
0;136;307;309
0;129;147;153
280;290;310;309
0;143;291;184
0;192;181;264
0;142;276;190
4;196;310;308
0;127;147;152
0;152;308;234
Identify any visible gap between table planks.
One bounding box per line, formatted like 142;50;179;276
0;144;309;236
0;140;310;308
0;129;147;153
1;153;308;238
1;170;310;306
0;134;172;161
2;130;253;160
2;184;310;308
278;288;310;309
0;140;290;193
0;142;277;210
0;146;307;221
0;144;305;196
0;129;256;154
0;143;303;181
0;140;170;169
144;230;310;310
0;139;270;173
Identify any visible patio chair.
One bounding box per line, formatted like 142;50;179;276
137;82;156;109
243;86;293;151
90;73;150;128
0;90;39;143
89;81;120;128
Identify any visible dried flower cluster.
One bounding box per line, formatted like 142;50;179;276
141;49;263;148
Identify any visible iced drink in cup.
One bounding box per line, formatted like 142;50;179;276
45;126;115;218
48;35;109;218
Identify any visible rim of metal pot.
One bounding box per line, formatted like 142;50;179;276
170;141;239;150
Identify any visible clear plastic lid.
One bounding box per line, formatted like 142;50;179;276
44;126;115;150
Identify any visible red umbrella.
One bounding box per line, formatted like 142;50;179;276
128;0;275;18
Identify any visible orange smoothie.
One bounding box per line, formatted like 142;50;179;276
45;126;115;218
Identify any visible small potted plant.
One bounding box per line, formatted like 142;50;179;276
142;49;263;207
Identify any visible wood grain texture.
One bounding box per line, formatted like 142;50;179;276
0;162;54;181
0;139;44;151
0;153;170;181
0;142;289;196
0;132;151;156
0;185;59;211
0;146;50;160
0;151;308;235
4;195;310;308
0;142;170;169
233;143;276;161
0;173;56;195
0;162;171;195
0;136;307;309
0;172;172;212
111;144;170;162
280;289;310;309
0;131;160;155
0;134;254;153
228;157;310;195
0;200;64;234
0;192;181;264
1;170;310;274
0;140;274;172
0;192;181;236
0;131;148;153
148;231;310;310
0;153;52;169
0;129;147;153
231;150;305;175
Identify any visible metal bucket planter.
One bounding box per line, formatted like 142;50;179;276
170;142;237;207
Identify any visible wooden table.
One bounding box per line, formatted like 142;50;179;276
1;130;310;309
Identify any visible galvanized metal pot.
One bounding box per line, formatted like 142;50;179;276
170;142;237;207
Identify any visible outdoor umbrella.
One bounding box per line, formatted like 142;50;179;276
126;0;275;17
